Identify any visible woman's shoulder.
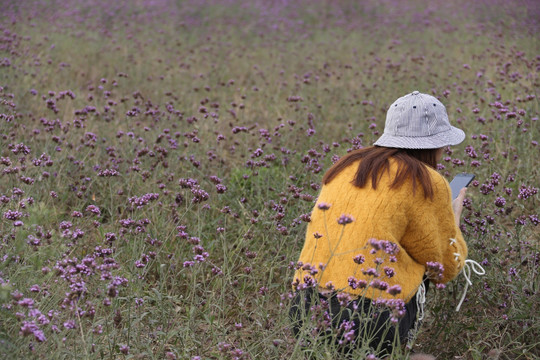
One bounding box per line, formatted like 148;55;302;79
425;166;452;201
425;166;449;186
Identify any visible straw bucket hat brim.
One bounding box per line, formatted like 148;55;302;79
374;126;465;149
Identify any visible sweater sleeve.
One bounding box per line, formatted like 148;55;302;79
400;171;468;284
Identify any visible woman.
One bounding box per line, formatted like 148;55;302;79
289;91;468;356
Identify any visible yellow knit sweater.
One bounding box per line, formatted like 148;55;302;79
293;158;468;302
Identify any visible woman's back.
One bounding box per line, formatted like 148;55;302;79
293;155;466;302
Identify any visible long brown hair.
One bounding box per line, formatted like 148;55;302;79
322;146;439;199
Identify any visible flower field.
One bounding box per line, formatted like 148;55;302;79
0;0;538;358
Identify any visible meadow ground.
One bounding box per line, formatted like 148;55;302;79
0;0;539;358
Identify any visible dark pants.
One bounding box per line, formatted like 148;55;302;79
289;281;428;356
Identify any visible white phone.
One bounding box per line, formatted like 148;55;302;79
449;173;475;200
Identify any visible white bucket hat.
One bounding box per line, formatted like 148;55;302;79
374;91;465;149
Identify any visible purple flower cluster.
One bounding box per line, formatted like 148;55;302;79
368;238;400;256
128;193;159;208
518;185;538;200
317;202;331;211
20;320;46;342
337;214;354;225
3;209;24;221
426;261;445;281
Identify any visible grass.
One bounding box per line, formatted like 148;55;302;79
0;0;539;359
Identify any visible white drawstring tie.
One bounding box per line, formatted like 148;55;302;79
416;281;426;321
456;259;486;312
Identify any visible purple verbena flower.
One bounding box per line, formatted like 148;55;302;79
317;202;331;210
18;298;34;308
337;214;354;225
362;268;380;277
518;185;538;200
383;266;395;278
3;210;23;221
387;285;402;296
353;254;365;264
426;261;445;280
20;321;46;342
59;221;73;230
370;279;389;291
128;193;159;208
120;345;129;354
494;197;506;207
85;205;101;216
63;320;76;329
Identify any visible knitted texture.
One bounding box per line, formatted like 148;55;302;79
293;158;468;302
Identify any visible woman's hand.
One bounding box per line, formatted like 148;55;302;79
452;187;467;226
